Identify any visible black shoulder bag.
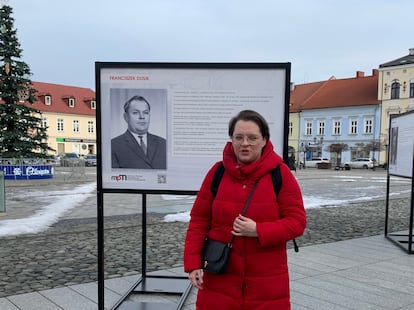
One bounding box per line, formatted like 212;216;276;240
201;180;259;274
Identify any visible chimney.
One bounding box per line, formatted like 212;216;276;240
372;69;379;76
409;48;414;55
356;71;365;78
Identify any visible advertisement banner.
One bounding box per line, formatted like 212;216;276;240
1;165;53;180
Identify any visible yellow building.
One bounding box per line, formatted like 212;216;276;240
287;85;301;161
31;81;96;156
289;80;327;162
378;48;414;165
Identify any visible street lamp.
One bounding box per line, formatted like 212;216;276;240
313;136;324;157
320;137;324;156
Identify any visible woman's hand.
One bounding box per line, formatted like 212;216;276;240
188;269;204;289
232;214;258;237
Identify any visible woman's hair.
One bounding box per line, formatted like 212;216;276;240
228;110;270;140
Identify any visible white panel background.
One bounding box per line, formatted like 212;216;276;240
97;64;289;191
388;111;414;178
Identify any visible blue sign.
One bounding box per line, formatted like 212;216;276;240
0;165;53;180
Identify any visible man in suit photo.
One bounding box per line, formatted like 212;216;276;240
111;95;167;169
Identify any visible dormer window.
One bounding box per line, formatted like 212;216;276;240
69;97;75;107
45;95;52;105
83;97;96;110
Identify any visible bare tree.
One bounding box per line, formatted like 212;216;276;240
327;143;349;166
363;140;384;162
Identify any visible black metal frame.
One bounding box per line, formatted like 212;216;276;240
384;173;414;254
109;193;193;310
95;62;292;309
384;112;414;254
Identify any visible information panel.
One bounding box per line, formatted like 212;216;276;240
96;63;290;192
388;110;414;178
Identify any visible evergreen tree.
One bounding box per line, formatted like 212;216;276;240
0;4;54;159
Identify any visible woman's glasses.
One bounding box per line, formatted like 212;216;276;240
231;134;263;146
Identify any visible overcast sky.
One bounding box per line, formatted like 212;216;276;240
6;0;413;90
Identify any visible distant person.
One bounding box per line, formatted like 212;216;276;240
111;95;166;169
287;155;296;172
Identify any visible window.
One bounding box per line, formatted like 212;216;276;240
41;117;47;129
349;118;358;135
69;98;75;107
57;118;64;132
45;95;52;105
410;82;414;98
333;119;341;135
317;120;325;135
288;122;293;136
391;81;400;99
73;120;80;133
305;121;312;136
364;118;373;134
18;89;29;102
88;121;94;134
350;148;369;159
91;100;96;109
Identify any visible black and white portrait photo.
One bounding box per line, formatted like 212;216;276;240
110;89;167;169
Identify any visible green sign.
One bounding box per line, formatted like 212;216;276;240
55;138;96;143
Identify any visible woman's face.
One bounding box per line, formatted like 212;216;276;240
231;120;266;166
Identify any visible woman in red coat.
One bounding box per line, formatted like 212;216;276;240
184;110;306;310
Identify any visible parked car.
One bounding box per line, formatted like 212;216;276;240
60;153;84;167
85;154;97;166
305;157;331;168
344;158;377;169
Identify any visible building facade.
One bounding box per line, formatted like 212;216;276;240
289;70;380;166
31;82;96;156
378;48;414;165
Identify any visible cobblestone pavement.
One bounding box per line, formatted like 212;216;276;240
0;167;411;298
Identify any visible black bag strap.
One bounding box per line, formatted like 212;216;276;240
228;179;259;246
241;179;259;216
211;162;299;252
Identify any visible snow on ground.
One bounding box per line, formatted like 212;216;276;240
0;183;96;237
0;173;410;234
162;193;382;223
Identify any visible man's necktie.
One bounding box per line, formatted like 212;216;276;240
138;136;147;155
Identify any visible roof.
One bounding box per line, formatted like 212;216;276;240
290;79;331;112
31;82;96;116
290;70;379;111
379;48;414;68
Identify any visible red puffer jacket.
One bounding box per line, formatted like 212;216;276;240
184;141;306;310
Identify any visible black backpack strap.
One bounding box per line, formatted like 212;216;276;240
270;166;282;200
272;165;299;253
211;162;225;199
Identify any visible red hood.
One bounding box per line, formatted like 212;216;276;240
222;140;283;181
